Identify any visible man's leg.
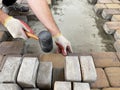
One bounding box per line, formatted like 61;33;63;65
2;0;29;13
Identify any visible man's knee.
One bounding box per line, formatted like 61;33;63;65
2;0;17;6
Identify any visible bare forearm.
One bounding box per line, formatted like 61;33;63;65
0;9;9;25
27;0;60;36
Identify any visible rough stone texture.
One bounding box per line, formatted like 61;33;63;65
112;15;120;21
90;68;109;88
0;31;8;42
74;83;90;90
0;56;22;83
105;67;120;87
102;88;120;90
103;22;120;34
94;4;107;14
54;81;71;90
65;56;81;81
37;62;52;89
24;89;39;90
40;54;65;68
114;29;120;40
0;84;21;90
102;9;120;20
92;52;120;67
97;0;113;3
0;41;25;55
0;55;5;71
80;56;97;82
114;40;120;52
52;68;65;87
17;57;39;88
105;4;120;9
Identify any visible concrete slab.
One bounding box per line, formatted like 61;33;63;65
17;57;39;88
65;56;81;81
37;62;52;89
0;56;22;83
73;83;90;90
0;84;21;90
80;56;97;82
54;81;71;90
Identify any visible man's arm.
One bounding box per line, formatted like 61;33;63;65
27;0;60;36
27;0;73;55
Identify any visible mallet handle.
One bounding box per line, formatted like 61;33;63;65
25;32;39;40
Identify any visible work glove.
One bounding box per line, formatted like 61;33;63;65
54;33;73;56
4;16;34;40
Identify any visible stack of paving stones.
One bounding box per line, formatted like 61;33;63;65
90;0;120;52
0;56;53;90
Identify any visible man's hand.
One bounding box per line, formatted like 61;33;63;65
54;33;73;56
4;16;33;40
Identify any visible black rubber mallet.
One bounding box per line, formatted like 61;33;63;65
25;31;53;52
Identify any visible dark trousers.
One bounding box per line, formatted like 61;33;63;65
2;0;17;6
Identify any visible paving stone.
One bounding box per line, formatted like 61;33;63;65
0;41;25;55
94;4;107;14
102;88;120;90
80;56;97;82
90;68;109;88
114;29;120;40
88;0;97;4
0;31;8;42
65;56;81;81
103;22;120;34
105;67;120;87
52;68;65;87
116;52;120;61
0;84;21;90
111;0;120;3
105;4;120;9
54;81;71;90
92;52;120;67
114;40;120;52
0;55;5;71
0;56;22;83
0;24;7;31
97;0;113;4
17;57;39;88
37;62;52;89
91;89;101;90
24;89;39;90
111;15;120;21
73;83;90;90
102;9;120;20
40;54;65;68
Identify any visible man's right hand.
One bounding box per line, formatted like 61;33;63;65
4;16;33;40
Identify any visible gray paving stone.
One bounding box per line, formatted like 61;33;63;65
80;56;97;82
65;56;81;81
0;31;8;42
37;62;52;89
17;57;39;88
114;30;120;40
114;40;120;52
24;89;39;90
14;16;28;23
73;83;90;90
0;56;22;83
54;81;71;90
0;84;21;90
0;41;25;55
0;55;5;72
